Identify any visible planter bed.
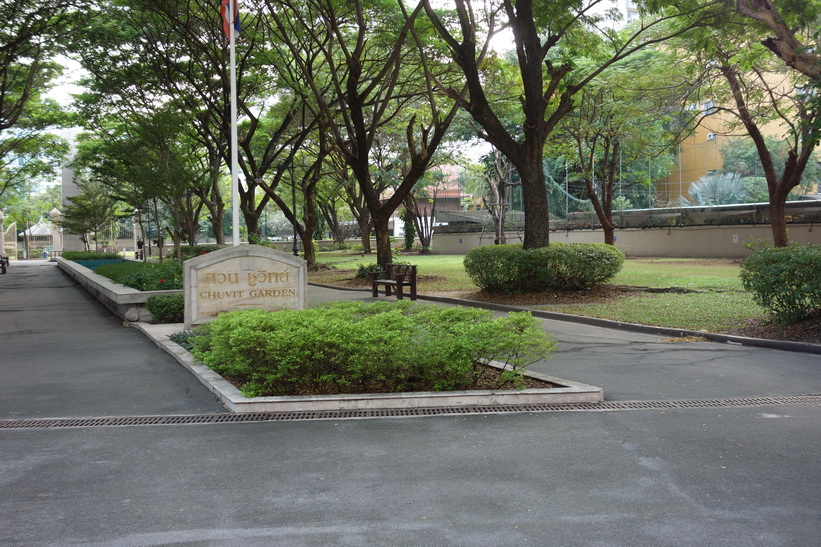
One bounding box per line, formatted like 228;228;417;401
57;257;181;322
135;323;604;413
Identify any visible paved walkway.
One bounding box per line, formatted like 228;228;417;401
1;260;820;545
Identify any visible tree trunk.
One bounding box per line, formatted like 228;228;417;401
300;195;318;268
356;214;372;253
602;224;616;246
209;211;225;245
769;196;790;247
372;214;393;268
516;153;551;249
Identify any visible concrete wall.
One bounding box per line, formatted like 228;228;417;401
433;224;821;258
57;257;181;322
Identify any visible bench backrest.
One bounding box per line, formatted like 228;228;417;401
386;263;416;277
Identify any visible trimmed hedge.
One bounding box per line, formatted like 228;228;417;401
63;251;121;260
189;301;556;397
146;294;185;324
95;260;183;291
463;243;625;292
740;244;821;323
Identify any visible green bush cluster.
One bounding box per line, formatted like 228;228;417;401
463;243;625;292
179;245;226;260
63;251;121;260
355;262;385;279
95;260;183;291
740;244;821;323
189;301;556;397
146;294;185;324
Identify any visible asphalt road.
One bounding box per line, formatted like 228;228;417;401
2;261;819;546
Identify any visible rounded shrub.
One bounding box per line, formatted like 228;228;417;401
146;294;185;324
464;243;624;293
740;244;821;323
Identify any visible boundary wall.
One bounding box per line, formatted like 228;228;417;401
433;225;821;258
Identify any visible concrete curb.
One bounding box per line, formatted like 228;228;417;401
131;322;604;413
308;282;821;355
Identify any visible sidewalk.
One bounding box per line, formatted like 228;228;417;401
1;260;820;545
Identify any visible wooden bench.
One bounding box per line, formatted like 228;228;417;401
369;263;417;300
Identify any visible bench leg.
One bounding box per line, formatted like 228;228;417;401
396;285;403;299
372;284;379;298
410;284;416;301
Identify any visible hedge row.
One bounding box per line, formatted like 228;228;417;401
463;243;625;292
63;251;121;260
190;301;556;397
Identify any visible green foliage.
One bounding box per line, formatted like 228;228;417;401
464;243;625;292
355;262;386;279
680;173;750;206
146;294;184;324
401;208;416;251
95;260;183;291
178;245;226;260
740;244;821;323
63;251;122;260
169;330;206;352
189;302;556;397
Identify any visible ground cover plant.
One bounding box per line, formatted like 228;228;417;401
189;301;557;397
94;260;183;290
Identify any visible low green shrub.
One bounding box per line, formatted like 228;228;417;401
179;245;226;260
169;329;206;351
189;301;556;397
355;262;384;279
463;243;624;292
63;251;121;260
740;244;821;323
95;260;183;290
328;241;356;251
146;294;185;324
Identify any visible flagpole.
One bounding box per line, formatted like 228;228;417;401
229;0;240;246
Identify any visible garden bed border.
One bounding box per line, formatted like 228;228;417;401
57;257;181;322
134;322;604;412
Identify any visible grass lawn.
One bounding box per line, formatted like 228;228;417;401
309;252;765;333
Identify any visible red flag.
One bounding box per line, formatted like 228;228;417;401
221;0;240;40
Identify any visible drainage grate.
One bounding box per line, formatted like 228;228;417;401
1;395;819;430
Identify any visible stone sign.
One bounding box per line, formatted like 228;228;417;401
184;245;306;328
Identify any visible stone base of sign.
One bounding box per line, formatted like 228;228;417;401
184;245;306;328
135;323;604;413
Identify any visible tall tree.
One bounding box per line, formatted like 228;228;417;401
422;0;721;249
678;19;820;246
557;49;691;244
0;0;74;201
59;177;126;252
265;0;462;267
